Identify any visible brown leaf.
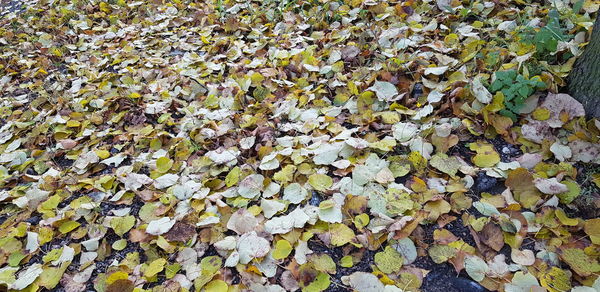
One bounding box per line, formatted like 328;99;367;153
129;228;151;243
164;222;196;242
478;223;504;252
59;139;77;149
469;226;496;260
106;279;134;292
393;211;427;240
505;168;542;209
448;249;467;274
433;229;459;244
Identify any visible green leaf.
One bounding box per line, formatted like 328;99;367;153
561;248;600;276
110;215;136;237
200;256;222;274
272;240;293;260
311;254;336;274
112;239;128;250
39;264;69;289
303;272;330;292
465;256;489;282
430;153;460;177
428;245;456;264
374;246;404;274
225;166;241;187
557;180;580;204
329;223;355;247
145;258;167;278
573;0;584;13
156;156;173;173
8;252;26;267
0;267;17;287
58;221;80;234
340;256;354;268
205;279;228;292
308;173;333;192
165;263;181;279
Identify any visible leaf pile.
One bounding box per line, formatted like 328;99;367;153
1;0;600;291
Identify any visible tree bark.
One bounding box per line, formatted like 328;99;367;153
568;13;600;119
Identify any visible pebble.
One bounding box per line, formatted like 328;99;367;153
309;191;322;206
474;172;497;193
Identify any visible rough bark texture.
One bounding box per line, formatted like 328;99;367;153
568;13;600;119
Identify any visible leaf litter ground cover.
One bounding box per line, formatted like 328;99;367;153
1;0;600;291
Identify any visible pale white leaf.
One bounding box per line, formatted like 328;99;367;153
424;66;448;75
283;183;308;204
10;264;43;290
342;272;384;292
465;255;489;281
392;122;419;142
368;81;398;101
511;249;535;266
153;173;179;189
264;208;310;234
146;217;176;235
534;178;568;195
237;231;270;264
550;142;572;162
472;77;492;104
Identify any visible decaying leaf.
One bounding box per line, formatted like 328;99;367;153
0;1;598;291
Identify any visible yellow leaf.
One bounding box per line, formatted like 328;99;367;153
340;256;354;268
353;213;370;230
585;219;600;245
272;240;292;260
58;221;80;234
469;141;500;168
205;280;228;292
106;271;129;285
308;173;333;192
110;216;136;237
156;157;173;173
99;2;111;13
374;246;403;274
539;267;571;292
95;150;110;159
145;258;167;278
532;108;551;120
554;209;578;226
330;223;355;247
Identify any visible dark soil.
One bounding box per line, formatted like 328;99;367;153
451;141;474;161
309;191;324;206
301;218;489;292
84;237;146;291
421;267;488;292
52;153;74;170
307;239;375;292
414;219;489;292
472;172;503;195
0;213;8;225
487;137;521;163
571;162;600;219
451;136;521;164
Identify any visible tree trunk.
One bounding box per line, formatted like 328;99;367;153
568;13;600;119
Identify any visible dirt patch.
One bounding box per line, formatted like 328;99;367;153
414;220;489;292
472;172;504;195
487;137;521;163
1;0;25;16
571;163;600;219
307;239;375;291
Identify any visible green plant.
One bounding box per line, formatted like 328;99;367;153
489;70;546;121
519;9;572;60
